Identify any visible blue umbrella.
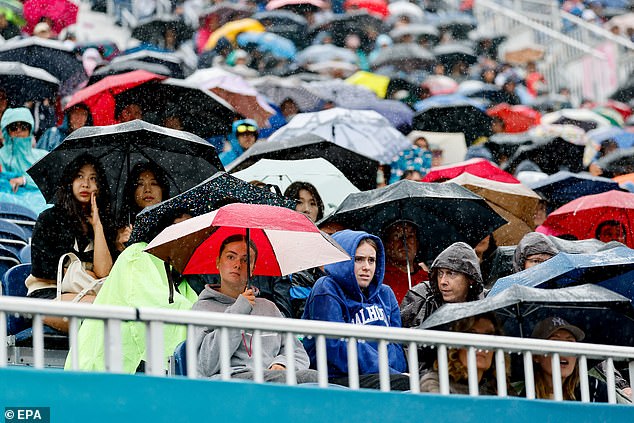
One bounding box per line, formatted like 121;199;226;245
489;246;634;304
237;31;296;60
343;98;414;134
587;126;634;148
527;170;620;210
413;93;486;112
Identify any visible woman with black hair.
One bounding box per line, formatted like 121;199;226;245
26;153;117;308
115;161;171;251
283;181;324;223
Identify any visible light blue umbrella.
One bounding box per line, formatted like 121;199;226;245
236;31;296;60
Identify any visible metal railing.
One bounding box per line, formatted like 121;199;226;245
1;296;633;404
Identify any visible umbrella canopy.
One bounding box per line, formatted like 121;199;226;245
0;0;25;27
343;98;414;134
267;107;411;164
110;49;187;79
485;132;533;164
186;68;274;128
309;11;385;50
145;203;350;276
129;171;295;244
0;38;85;90
204;18;266;51
540;190;634;248
266;0;326;12
413;94;492;145
345;71;391;98
23;0;77;35
343;0;390;18
227;133;379;191
232;158;360;215
610;71;634;103
251;75;322;111
432;42;477;67
587;126;634;149
303;79;378;104
131;17;194;50
388;1;425;22
421;75;459;96
489;246;634;300
486;103;541;133
420;284;634;346
27;120;223;217
236;31;296;60
423;158;520;184
389;24;439;44
446;173;541;245
433;12;477;40
319;180;507;262
88;60;173;84
527;171;620;210
296;44;359;65
253;10;308;49
370;43;435;70
594;147;634;177
0;61;59;104
200;2;253;28
504;133;586;175
541;109;613;132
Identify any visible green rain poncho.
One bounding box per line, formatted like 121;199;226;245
65;242;199;373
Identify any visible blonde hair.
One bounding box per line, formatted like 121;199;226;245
534;358;579;400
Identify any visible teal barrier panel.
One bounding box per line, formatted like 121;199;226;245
0;368;632;423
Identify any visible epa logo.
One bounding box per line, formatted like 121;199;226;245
4;407;50;422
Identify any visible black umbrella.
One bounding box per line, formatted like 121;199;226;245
129;171;295;244
485;132;533;164
309;11;386;51
110;50;187;79
88;60;173;84
0;37;86;95
503;135;585;175
434;13;477;40
131;17;195;49
253;10;309;50
527;171;621;210
114;78;238;139
433;42;477;68
420;284;634;347
27;120;223;217
610;72;634;103
370;43;435;71
200;2;253;27
318;180;507;262
226;133;379;191
0;61;60;104
593;147;634;178
389;24;440;45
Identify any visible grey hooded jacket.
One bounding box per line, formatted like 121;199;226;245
512;232;559;273
400;242;483;328
192;285;311;378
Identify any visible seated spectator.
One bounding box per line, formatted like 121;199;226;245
26;154;117;332
219;119;259;167
401;242;484;328
37;103;92;151
193;234;318;383
117;103;143;123
389;131;432;183
302;230;410;390
115;162;171;252
284;181;324;223
420;312;508;395
595;220;627;244
512;232;559;273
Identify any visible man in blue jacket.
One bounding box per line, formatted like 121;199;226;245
302;229;410;390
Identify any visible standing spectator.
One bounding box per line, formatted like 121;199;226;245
302;229;410;390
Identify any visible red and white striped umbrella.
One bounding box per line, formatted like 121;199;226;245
145;203;349;276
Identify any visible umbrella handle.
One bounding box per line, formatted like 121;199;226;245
245;228;251;292
165;261;175;304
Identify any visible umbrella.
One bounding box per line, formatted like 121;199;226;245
88;60;173;84
111;49;187;79
343;0;390;18
0;61;59;104
253;10;309;49
540;190;634;248
309;11;385;50
343;98;415;134
251;75;322;111
388;2;425;22
267;107;411;164
541;109;613;132
227;133;379;191
422;158;521;184
204;18;265;51
433;12;477;40
486;103;541;133
199;2;253;28
527;171;620;210
446;173;541;246
0;37;85;90
303;79;378;104
131;17;194;50
504;132;586;175
129;171;295;245
389;24;439;44
232;158;360;215
266;0;326;13
186;68;274;128
345;71;391;98
296;44;359;65
485;132;533;164
236;31;296;60
489;246;634;301
413;94;492;145
432;42;477;68
370;43;435;70
610;72;634;103
0;0;25;27
23;0;77;35
421;75;459;96
144;203;350;282
587;126;634;149
420;284;634;347
457;80;502;104
27;120;223;217
594;147;634;177
319;179;507;262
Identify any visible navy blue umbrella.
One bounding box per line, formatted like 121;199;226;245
489;246;634;304
528;171;621;211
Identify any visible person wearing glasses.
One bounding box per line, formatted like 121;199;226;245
0;107;48;212
512;232;559;273
219;119;259;167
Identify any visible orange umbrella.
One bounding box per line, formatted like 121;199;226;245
487;103;541;133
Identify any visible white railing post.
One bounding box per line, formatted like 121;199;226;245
495;349;507;397
284;332;296;386
437;345;450;395
605;358;616;404
378;340;390;392
68;317;79;371
467;347;479;396
347;337;359;390
0;311;6;368
219;328;231;381
579;355;590;403
407;342;420;393
32;314;44;369
551;353;563;401
253;330;263;383
145;320;164;376
104;318;122;373
316;335;328;388
186;325;197;379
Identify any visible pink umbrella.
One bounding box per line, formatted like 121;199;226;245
421;75;459;96
23;0;78;35
266;0;326;10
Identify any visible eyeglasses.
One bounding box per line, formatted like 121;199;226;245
7;122;30;132
236;124;257;134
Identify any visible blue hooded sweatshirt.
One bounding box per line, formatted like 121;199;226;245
302;229;407;378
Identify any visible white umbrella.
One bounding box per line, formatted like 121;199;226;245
232;158;360;215
251;75;322;111
267;107;411;164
